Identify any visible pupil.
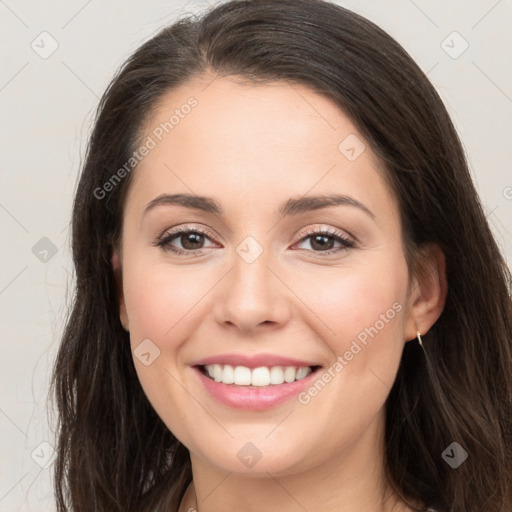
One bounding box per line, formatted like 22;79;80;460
182;233;203;249
311;234;333;251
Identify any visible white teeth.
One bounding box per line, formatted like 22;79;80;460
203;364;313;386
251;367;270;386
233;366;252;385
269;366;285;385
283;366;296;383
222;364;234;384
213;364;222;382
296;367;310;380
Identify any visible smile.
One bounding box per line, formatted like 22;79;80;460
201;364;317;386
192;363;322;411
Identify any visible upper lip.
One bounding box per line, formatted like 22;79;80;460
191;353;321;369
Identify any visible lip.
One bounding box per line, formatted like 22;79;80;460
192;365;321;411
191;353;320;369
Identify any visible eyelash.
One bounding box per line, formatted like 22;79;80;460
153;225;356;257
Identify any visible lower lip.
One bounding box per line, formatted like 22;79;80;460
193;366;320;411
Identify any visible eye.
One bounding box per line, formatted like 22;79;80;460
153;226;217;255
153;225;356;257
293;228;356;255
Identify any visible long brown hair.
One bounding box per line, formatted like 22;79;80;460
50;1;512;511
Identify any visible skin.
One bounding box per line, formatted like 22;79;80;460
112;73;447;512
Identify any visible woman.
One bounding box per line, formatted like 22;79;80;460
50;1;512;511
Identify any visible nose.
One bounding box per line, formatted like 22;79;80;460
214;241;291;334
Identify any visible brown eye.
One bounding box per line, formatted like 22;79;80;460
177;232;206;250
155;227;217;255
295;229;356;255
309;233;336;251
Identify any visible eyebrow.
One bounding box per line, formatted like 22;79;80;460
143;193;376;220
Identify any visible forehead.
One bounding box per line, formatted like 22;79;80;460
141;75;363;161
126;75;396;222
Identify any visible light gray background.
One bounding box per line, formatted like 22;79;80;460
1;0;511;510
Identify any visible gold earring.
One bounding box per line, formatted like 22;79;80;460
416;331;423;347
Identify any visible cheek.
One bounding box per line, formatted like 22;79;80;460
122;255;209;341
285;262;408;442
290;253;409;402
121;255;209;432
298;261;407;343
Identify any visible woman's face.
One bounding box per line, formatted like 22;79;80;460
115;75;426;476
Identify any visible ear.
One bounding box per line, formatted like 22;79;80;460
111;247;129;332
404;243;447;342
